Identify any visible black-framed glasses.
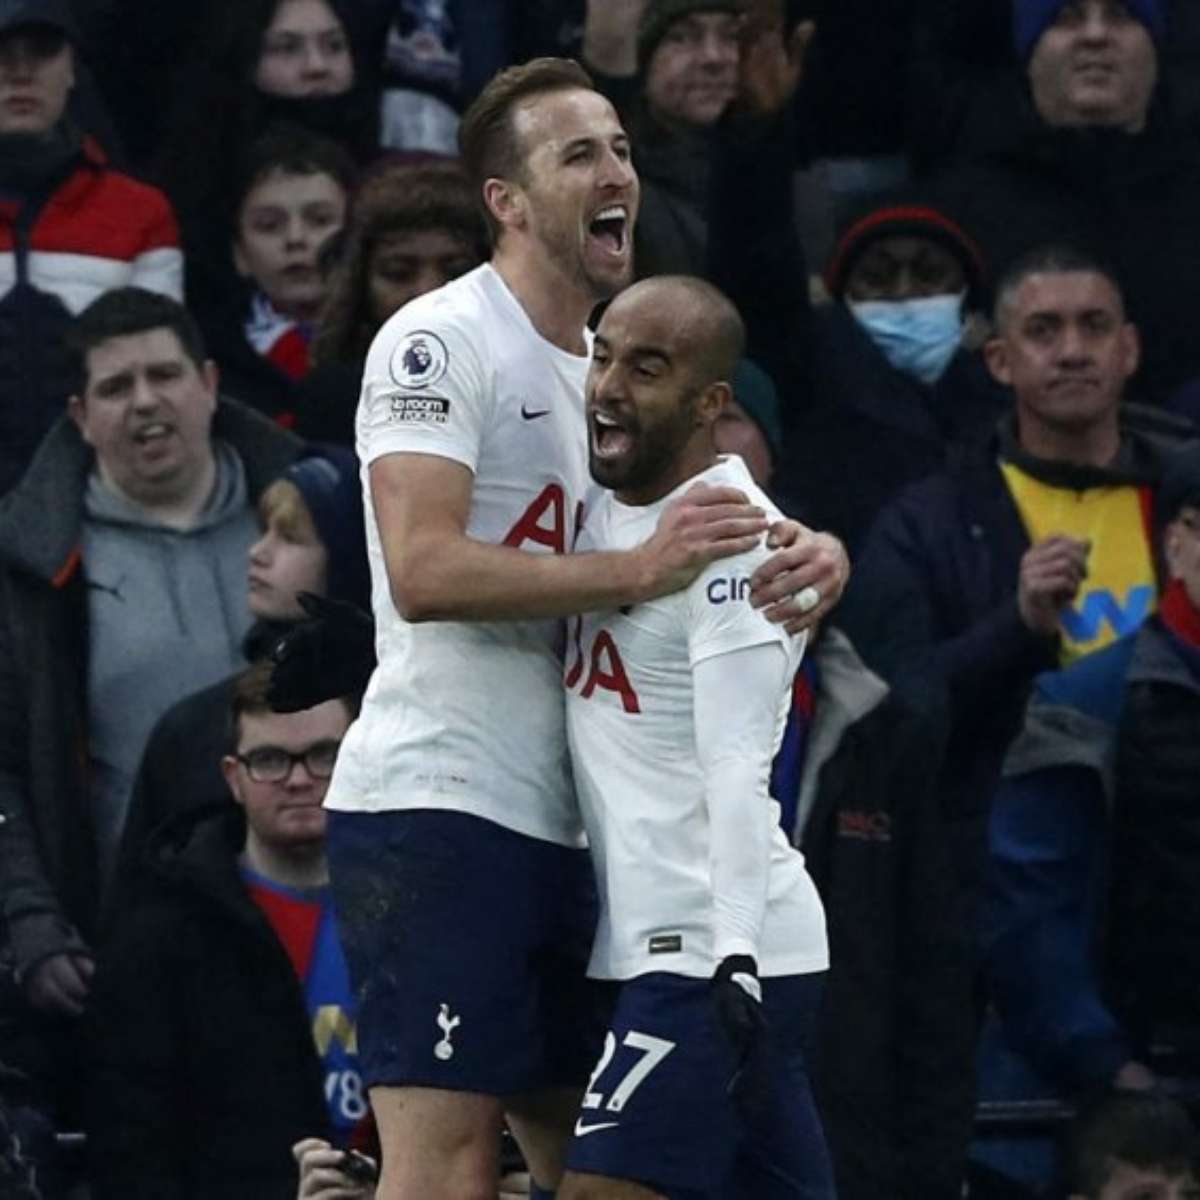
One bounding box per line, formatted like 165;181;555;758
236;740;341;783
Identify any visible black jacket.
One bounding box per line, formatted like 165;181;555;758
939;117;1200;403
0;402;299;982
796;631;973;1200
85;805;330;1199
839;407;1197;912
777;305;1008;554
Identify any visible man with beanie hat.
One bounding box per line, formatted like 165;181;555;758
0;0;184;494
978;440;1200;1193
938;0;1200;406
582;0;813;277
795;193;1008;554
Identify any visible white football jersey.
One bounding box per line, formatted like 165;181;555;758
325;265;590;847
566;456;829;980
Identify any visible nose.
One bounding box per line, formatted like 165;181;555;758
1079;2;1114;40
1057;321;1092;365
285;214;309;248
130;373;158;412
598;146;636;193
302;40;330;75
283;756;317;786
249;531;272;565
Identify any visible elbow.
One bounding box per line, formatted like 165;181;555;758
389;576;440;623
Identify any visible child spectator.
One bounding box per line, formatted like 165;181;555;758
1062;1092;1200;1200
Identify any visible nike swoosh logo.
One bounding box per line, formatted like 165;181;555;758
521;403;550;420
573;1119;619;1138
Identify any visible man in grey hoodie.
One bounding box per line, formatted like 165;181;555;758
0;285;299;1186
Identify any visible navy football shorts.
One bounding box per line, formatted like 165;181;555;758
565;971;835;1199
326;808;606;1096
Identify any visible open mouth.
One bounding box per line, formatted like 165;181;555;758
132;422;172;446
587;205;629;258
590;408;635;460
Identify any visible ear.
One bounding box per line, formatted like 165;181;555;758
482;177;525;235
232;239;250;279
67;393;88;439
698;381;731;427
220;755;245;806
1164;518;1185;580
200;359;220;413
983;336;1012;386
1119;320;1141;380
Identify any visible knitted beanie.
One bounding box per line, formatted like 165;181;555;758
637;0;746;72
283;446;370;610
1013;0;1167;62
732;358;784;461
824;196;987;303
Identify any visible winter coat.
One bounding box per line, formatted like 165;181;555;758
0;401;299;983
85;804;330;1199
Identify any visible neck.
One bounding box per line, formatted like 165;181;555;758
618;444;720;507
99;450;218;531
491;244;596;356
241;834;329;890
1016;414;1121;469
273;294;322;324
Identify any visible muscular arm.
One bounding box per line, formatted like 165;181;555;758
371;453;765;622
693;641;793;960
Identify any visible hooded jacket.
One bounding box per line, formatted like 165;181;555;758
0;400;299;983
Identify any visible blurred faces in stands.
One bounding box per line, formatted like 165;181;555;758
0;21;73;135
1025;0;1160;132
641;4;743;129
255;0;354;98
235;167;348;322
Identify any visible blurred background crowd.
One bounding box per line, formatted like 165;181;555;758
2;0;1200;1197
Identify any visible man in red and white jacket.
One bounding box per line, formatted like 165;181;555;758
0;0;183;494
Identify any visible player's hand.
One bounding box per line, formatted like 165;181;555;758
268;593;377;713
1017;536;1090;637
749;521;849;635
293;1138;377;1199
635;483;768;600
711;955;767;1102
24;952;94;1017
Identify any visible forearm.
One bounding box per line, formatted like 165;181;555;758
695;645;790;960
387;527;652;622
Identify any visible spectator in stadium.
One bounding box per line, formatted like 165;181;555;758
582;0;815;277
782;629;973;1200
157;0;378;364
0;0;183;494
0;287;299;1170
1061;1092;1200;1200
116;444;367;901
839;244;1198;919
298;158;487;445
978;445;1200;1196
197;126;356;425
778;193;1008;554
86;664;365;1199
939;0;1200;405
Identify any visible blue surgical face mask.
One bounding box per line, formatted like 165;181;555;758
847;291;967;386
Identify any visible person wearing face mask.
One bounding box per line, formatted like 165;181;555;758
775;194;1008;556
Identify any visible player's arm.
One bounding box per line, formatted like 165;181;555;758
694;641;792;963
372;454;768;622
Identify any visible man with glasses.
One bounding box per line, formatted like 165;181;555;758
84;661;370;1199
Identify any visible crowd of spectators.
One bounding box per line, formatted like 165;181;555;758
1;0;1200;1196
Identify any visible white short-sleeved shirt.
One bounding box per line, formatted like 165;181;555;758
324;264;590;847
566;456;829;980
